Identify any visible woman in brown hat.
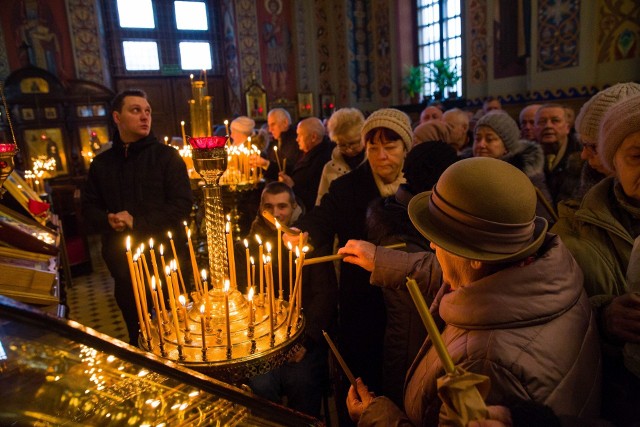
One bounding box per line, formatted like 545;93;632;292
553;93;640;426
287;108;413;425
340;157;601;426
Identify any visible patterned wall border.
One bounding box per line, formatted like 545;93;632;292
466;85;601;108
334;0;349;106
66;0;109;86
349;0;372;102
315;0;331;94
235;0;263;96
597;0;640;63
537;0;580;71
0;21;10;81
468;0;487;84
295;0;310;90
222;0;242;114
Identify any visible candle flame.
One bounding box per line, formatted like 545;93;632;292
151;276;156;290
273;146;278;152
165;265;171;275
133;253;139;262
201;269;207;281
126;236;131;251
287;241;292;250
168;231;173;239
171;259;176;270
159;244;164;255
265;242;272;253
302;245;309;253
248;287;254;301
140;243;145;252
275;219;281;229
181;120;185;126
224;119;229;125
250;256;255;265
224;279;230;293
226;222;230;233
183;220;187;226
179;295;186;306
255;234;262;245
200;304;205;315
243;238;248;248
149;238;154;249
295;247;300;257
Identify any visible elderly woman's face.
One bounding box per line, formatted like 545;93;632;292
614;130;640;202
473;126;507;159
366;131;406;184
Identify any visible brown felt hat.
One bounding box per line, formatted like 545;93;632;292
408;157;548;263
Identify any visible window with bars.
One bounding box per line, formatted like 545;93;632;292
417;0;462;97
104;0;222;75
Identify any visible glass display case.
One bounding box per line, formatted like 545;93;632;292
0;295;321;426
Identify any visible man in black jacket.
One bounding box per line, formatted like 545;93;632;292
82;89;193;345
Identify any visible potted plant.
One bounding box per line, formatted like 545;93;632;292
426;59;460;100
402;65;425;103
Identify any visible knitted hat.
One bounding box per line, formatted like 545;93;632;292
408;157;548;263
576;82;640;143
475;111;521;153
361;108;413;151
599;93;640;172
230;116;255;135
413;121;453;145
403;140;458;194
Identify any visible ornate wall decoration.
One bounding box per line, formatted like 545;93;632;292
468;0;487;83
235;0;263;99
333;0;349;106
315;0;331;94
597;0;639;63
537;0;580;71
0;22;10;81
466;85;600;108
66;0;109;86
372;0;391;101
348;0;372;102
221;0;242;115
295;0;309;91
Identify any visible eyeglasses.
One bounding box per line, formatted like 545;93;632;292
335;140;361;151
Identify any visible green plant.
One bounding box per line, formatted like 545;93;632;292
425;59;460;96
402;65;425;100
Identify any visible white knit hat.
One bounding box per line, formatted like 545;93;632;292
576;82;640;142
599;93;640;171
361;108;413;151
230;116;255;135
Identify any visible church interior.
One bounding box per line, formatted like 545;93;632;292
0;0;639;425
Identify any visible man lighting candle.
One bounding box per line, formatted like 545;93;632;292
82;89;193;345
232;181;337;418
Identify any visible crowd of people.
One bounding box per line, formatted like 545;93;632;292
83;84;640;426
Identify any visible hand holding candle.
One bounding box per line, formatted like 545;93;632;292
323;330;357;389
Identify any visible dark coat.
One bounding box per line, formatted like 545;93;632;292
262;126;302;181
545;134;584;205
295;161;386;392
291;138;335;211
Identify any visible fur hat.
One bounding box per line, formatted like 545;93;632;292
408;157;548;263
599;93;640;172
361;108;413;151
230;116;255;135
413;121;453;145
576;82;640;143
475;111;521;153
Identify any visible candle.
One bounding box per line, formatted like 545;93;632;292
178;294;191;337
164;136;169;145
273;145;282;172
165;266;183;347
170;261;181;312
226;222;237;288
323;330;357;388
406;278;455;374
168;231;188;297
265;258;275;343
248;287;255;326
286;246;307;332
139;245;153;288
250;256;256;289
276;220;283;300
201;268;209;300
149;239;168;323
200;304;207;354
159;244;167;277
133;252;150;328
151;278;164;347
224;280;232;357
255;235;264;298
244;239;251;290
186;227;202;294
180;120;187;146
126;236;148;341
224;119;229;137
287;241;293;298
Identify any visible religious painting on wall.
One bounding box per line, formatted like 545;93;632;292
23;128;67;176
297;92;313;118
493;0;529;79
78;125;109;168
1;0;75;80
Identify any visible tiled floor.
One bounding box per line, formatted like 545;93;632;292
66;234;129;342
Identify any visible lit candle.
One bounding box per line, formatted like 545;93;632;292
159;244;167;277
178;294;191;342
186;228;202;294
201;268;209;300
200;304;207;354
224;280;232;357
276;220;283;300
273;145;282;172
265;257;275;343
256;235;264;300
248;287;255;326
165;266;183;348
151;278;164;347
164;136;169;145
286;246;307;332
168;231;188;297
287;241;293;298
250;256;256;289
226;222;237;289
244;239;251;289
133;252;150;327
149;239;168;323
224;119;229;137
180;120;187;146
126;236;149;341
170;260;181;311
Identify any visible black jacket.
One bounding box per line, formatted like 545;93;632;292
291;138;335;211
262;126;302;181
